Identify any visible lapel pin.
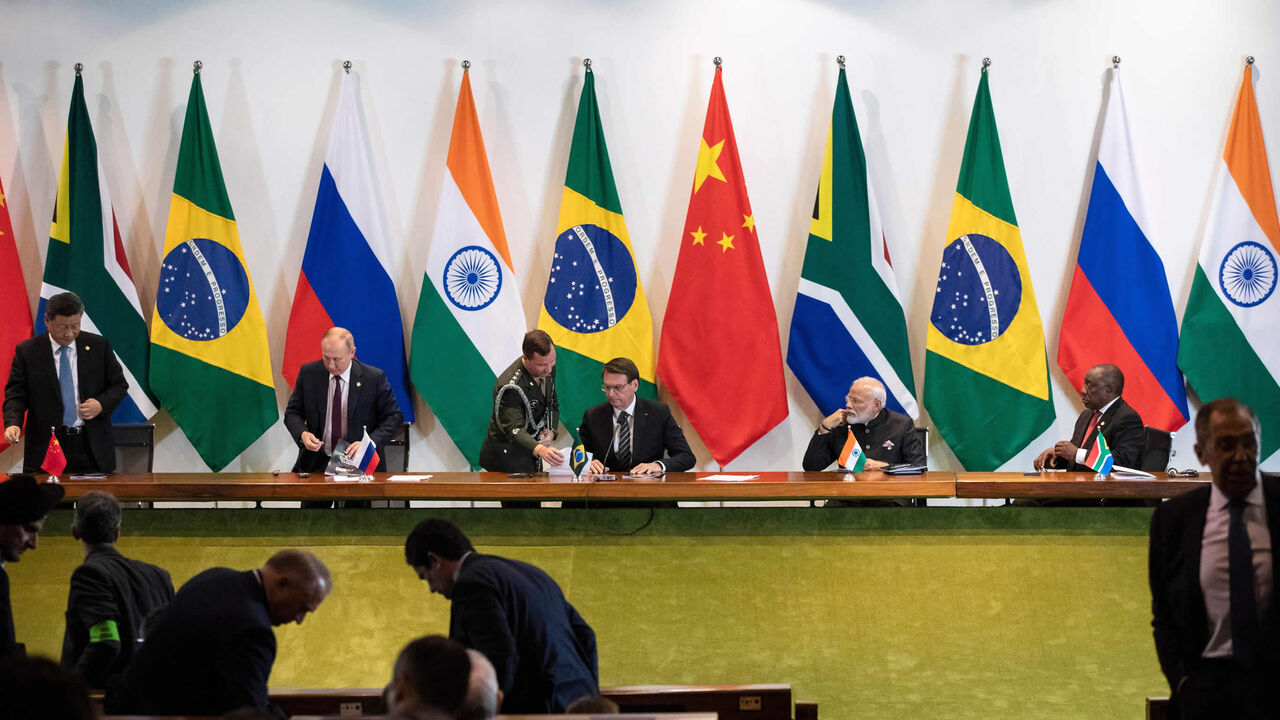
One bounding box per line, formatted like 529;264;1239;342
356;381;362;388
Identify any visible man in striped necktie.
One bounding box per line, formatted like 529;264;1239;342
1034;363;1144;471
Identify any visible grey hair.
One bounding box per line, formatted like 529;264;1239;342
74;491;122;544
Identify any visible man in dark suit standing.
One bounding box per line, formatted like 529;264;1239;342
4;292;127;474
1149;398;1279;719
404;519;597;714
479;330;561;473
106;549;331;716
1;474;64;658
803;376;926;471
579;357;694;475
284;327;403;473
61;491;174;688
1034;363;1145;471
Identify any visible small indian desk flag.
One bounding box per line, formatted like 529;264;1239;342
839;431;867;472
1085;432;1114;475
352;429;379;475
42;430;67;477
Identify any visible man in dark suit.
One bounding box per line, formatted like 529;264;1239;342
803;376;925;471
404;519;597;714
579;357;694;475
1149;398;1279;719
106;549;332;716
1;474;64;658
479;330;561;473
4;292;127;474
284;327;403;473
61;491;173;688
1034;363;1144;471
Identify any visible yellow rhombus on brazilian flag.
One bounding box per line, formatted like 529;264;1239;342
923;67;1054;470
537;65;654;441
149;70;277;471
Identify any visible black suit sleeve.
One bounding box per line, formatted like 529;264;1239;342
1107;407;1145;470
803;427;841;471
453;581;519;695
283;370;310;445
366;370;403;449
567;603;599;685
3;345;30;429
66;564;122;687
900;420;926;466
658;411;695;472
578;410;602;460
93;339;128;416
1149;503;1187;691
213;626;275;711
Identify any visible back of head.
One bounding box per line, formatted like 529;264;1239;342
522;329;553;358
74;491;122;545
404;518;474;567
264;549;331;587
0;654;94;720
393;635;472;716
460;648;501;720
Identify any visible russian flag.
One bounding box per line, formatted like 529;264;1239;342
351;428;379;474
283;69;414;421
1058;69;1189;433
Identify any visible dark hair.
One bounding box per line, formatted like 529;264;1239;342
405;518;474;566
601;357;639;384
394;635;472;715
45;292;84;321
0;655;95;720
74;491;121;545
522;329;553;358
1090;364;1125;394
1195;397;1260;445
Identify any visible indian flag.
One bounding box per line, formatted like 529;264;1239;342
839;431;867;473
1178;62;1280;460
149;68;277;471
410;68;526;469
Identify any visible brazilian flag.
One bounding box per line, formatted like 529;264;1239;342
923;67;1054;470
537;65;654;441
149;69;277;471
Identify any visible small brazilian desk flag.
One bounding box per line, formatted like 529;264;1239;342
149;67;278;471
1085;432;1114;475
839;431;867;473
537;63;655;443
923;63;1054;470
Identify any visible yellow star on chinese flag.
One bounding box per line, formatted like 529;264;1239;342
742;214;755;232
0;190;6;207
690;226;707;246
717;232;735;253
694;138;726;193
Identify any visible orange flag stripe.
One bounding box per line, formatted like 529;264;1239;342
445;73;514;270
1224;65;1280;252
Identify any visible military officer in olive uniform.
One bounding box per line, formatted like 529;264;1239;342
479;330;561;473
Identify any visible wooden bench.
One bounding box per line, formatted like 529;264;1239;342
1147;696;1169;720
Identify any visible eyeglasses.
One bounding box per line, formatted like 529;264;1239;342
1166;468;1200;478
601;384;630;394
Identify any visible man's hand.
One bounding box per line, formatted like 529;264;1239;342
1033;447;1055;470
535;444;564;466
588;459;607;474
344;441;362;457
78;398;103;420
629;462;664;475
300;431;324;452
864;458;887;470
4;426;20;444
1053;441;1080;461
819;409;848;433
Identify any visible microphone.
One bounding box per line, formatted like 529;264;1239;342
605;419;621;470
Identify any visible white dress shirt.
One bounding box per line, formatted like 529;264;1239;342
1074;396;1118;465
49;335;83;427
1200;479;1273;658
324;365;352;454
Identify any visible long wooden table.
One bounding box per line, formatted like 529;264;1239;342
40;470;1210;502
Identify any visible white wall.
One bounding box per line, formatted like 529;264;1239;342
2;0;1278;474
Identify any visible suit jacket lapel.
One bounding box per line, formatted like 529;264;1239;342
345;361;364;440
41;334;65;412
1184;488;1210;637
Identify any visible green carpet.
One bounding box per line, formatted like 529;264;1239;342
8;507;1167;720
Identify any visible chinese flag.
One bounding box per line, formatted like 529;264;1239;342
657;64;787;466
0;175;34;453
42;433;68;477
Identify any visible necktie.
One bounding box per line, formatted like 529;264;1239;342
328;376;344;454
1082;411;1102;446
616;411;632;469
1228;500;1260;665
58;345;77;427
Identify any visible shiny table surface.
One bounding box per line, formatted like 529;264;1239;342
955;471;1209;499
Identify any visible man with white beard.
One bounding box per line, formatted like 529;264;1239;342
803;376;925;472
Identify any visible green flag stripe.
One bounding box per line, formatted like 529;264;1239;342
172;74;235;220
924;350;1055;470
1178;268;1280;458
956;72;1017;226
409;287;495;470
554;347;655;445
149;345;276;472
563;71;622;215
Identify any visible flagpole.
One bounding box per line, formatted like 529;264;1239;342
583;58;591;73
837;55;845;69
982;57;991;72
74;62;82;76
1112;56;1120;70
343;60;351;74
193;60;202;75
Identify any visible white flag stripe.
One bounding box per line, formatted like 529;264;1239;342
796;277;919;418
326;75;395;272
865;172;905;302
1096;74;1157;245
96;161;145;318
425;171;526;373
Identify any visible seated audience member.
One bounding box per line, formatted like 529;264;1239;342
803;376;925;471
460;648;502;720
1149;398;1279;719
388;635;472;720
1;474;64;657
106;549;332;716
405;518;598;713
60;491;174;688
566;695;621;714
0;654;95;720
1034;363;1143;471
